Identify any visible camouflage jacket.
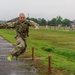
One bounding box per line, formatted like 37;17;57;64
15;20;39;38
0;20;39;38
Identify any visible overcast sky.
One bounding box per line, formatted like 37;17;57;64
0;0;75;21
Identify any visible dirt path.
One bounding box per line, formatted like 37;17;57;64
0;37;39;75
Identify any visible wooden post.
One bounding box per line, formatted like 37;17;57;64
48;56;51;74
32;47;34;60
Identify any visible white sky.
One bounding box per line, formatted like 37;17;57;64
0;0;75;21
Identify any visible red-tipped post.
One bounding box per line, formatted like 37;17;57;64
48;56;51;74
32;47;34;60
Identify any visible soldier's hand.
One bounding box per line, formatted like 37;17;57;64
34;26;39;30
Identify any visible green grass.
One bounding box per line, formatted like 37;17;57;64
0;28;75;74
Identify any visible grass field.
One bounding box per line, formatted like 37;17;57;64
0;27;75;75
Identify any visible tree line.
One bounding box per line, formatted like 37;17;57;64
27;16;71;26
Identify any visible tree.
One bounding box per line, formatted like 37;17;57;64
47;20;51;25
37;18;42;25
50;18;57;26
26;16;71;26
56;16;63;25
29;18;38;23
41;18;47;25
27;17;47;26
62;19;71;26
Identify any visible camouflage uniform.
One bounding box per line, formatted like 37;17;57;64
0;20;39;57
12;20;39;57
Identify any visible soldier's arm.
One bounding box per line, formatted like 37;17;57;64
0;24;7;28
6;22;17;29
0;23;15;29
28;20;39;29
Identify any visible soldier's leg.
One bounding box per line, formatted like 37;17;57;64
7;37;27;61
12;37;26;57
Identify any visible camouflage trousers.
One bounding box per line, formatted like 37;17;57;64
12;37;27;57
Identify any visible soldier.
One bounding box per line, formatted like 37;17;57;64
0;13;39;61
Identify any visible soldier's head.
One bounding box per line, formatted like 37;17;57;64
19;13;26;22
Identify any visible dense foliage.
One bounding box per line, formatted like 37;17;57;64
27;16;71;26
